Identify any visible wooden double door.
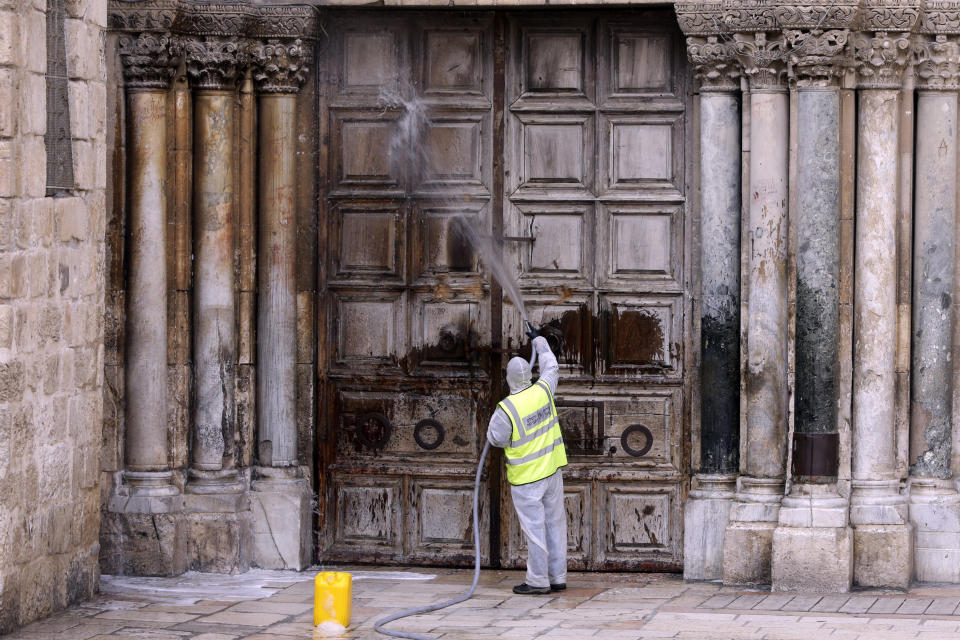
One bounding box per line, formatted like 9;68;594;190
318;8;691;571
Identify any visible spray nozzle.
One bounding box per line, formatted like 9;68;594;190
524;321;539;341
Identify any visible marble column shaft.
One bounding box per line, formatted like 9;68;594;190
125;89;172;481
192;89;237;473
257;93;298;468
795;88;840;440
743;87;790;483
910;90;957;480
851;89;901;487
699;90;742;476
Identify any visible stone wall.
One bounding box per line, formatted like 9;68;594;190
0;0;107;630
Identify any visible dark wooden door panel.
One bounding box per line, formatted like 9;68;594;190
318;8;690;571
321;11;496;566
501;10;689;571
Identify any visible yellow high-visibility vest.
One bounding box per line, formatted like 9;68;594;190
499;380;567;485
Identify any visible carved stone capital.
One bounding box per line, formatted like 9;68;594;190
686;36;741;91
723;0;778;33
250;38;310;94
735;31;788;89
920;1;960;35
184;36;248;91
109;1;319;46
253;6;319;41
914;34;960;90
853;30;913;89
786;29;851;87
775;1;860;30
174;2;255;38
675;1;728;37
118;32;181;90
858;0;922;33
108;0;178;33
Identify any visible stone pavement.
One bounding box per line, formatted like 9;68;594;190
9;567;960;639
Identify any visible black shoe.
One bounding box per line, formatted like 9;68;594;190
550;583;566;592
513;583;551;595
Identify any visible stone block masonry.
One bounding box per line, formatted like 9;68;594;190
0;0;106;629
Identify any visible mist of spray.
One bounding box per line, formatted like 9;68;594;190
379;82;529;324
450;216;528;323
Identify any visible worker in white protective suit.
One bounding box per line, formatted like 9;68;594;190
487;335;568;595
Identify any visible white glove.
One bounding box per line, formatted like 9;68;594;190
531;335;550;353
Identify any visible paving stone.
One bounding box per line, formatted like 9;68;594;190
838;596;878;613
926;598;960;615
699;594;739;609
94;610;199;624
728;594;768;609
868;597;906;614
224;600;311;615
810;596;851;612
898;599;935;615
753;595;795;611
783;595;823;611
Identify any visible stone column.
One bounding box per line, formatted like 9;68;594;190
722;31;789;586
180;38;251;572
680;33;741;581
248;38;312;570
849;28;915;589
102;31;187;576
909;32;960;583
772;28;852;593
184;38;245;499
119;33;179;503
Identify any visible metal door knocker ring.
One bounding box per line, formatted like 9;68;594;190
621;424;653;457
414;419;445;450
356;412;392;450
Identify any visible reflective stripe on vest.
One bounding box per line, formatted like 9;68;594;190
498;380;567;486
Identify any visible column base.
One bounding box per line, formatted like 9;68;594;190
909;478;960;582
723;521;777;585
722;477;784;585
850;479;913;588
772;526;852;593
101;474;186;576
108;470;183;513
250;466;313;570
683;474;736;581
186;468;245;494
184;468;252;573
772;483;852;592
852;524;913;588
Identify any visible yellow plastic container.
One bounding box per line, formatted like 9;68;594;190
313;571;352;627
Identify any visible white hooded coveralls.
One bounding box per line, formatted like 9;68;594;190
487;336;567;588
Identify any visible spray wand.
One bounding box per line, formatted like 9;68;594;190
525;320;539;368
373;323;540;640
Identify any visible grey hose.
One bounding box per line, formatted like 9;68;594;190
373;346;536;639
373;440;491;640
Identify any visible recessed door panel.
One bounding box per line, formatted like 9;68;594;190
341;29;403;95
409;478;491;561
331;475;402;555
423;30;485;95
